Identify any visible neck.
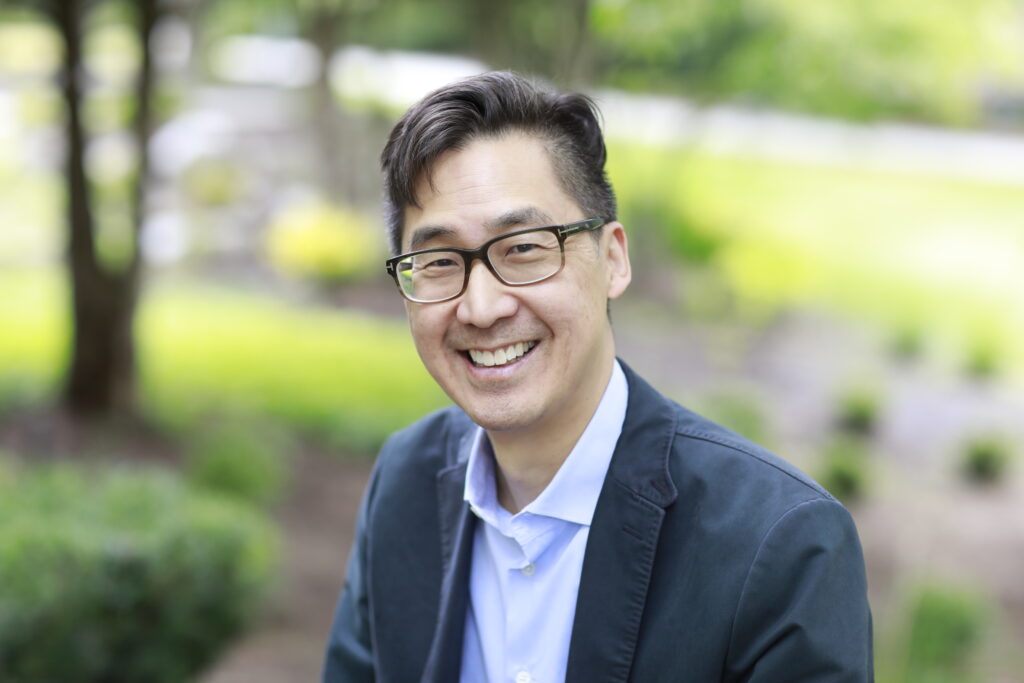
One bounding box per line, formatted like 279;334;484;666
489;354;615;514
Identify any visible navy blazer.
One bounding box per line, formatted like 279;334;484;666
323;362;873;682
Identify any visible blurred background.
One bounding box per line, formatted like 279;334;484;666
1;0;1023;680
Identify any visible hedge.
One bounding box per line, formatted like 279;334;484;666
0;457;277;683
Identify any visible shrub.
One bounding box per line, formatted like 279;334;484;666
265;200;379;284
904;582;987;680
836;387;882;436
962;437;1012;485
890;325;925;361
964;342;1000;379
185;421;289;507
818;437;869;503
0;457;277;683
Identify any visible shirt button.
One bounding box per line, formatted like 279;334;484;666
521;563;536;577
515;672;532;683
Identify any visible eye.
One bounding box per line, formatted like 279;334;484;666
508;243;540;255
414;254;461;275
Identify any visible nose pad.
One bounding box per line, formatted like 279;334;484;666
456;260;517;328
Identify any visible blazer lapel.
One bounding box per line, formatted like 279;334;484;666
565;361;680;683
421;424;476;683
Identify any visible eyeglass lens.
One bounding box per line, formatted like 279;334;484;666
396;229;562;302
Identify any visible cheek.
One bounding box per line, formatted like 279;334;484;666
408;311;446;355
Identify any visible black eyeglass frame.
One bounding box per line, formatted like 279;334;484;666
385;217;606;304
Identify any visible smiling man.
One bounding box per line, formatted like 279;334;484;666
323;72;873;683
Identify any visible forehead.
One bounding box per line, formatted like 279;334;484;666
401;132;580;250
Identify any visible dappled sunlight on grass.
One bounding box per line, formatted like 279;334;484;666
0;268;447;452
0;267;67;404
139;279;446;452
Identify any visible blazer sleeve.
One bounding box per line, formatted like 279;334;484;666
726;497;874;682
322;463;381;683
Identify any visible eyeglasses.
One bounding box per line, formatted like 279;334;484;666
385;217;605;303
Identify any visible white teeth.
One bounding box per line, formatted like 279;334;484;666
468;341;536;367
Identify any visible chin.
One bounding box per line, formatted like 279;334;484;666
459;400;536;433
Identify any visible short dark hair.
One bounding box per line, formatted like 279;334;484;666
380;71;617;254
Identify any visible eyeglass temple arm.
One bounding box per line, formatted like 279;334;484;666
558;218;605;237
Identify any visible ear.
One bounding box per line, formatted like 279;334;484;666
602;221;631;300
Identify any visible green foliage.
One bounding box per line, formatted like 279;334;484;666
0;457;277;683
181;157;244;207
607;148;1024;381
961;437;1012;485
609;145;725;266
592;0;1024;125
818;437;870;503
890;325;926;362
0;20;60;77
15;84;61;128
904;582;987;681
264;200;381;284
836;387;881;436
186;422;289;506
964;341;1001;380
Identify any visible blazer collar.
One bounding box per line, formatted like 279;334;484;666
421;414;475;683
424;359;680;683
565;359;679;682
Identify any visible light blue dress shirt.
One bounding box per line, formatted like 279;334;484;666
460;360;628;683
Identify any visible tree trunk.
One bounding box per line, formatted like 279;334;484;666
470;0;513;70
307;6;346;199
554;0;593;88
60;0;155;418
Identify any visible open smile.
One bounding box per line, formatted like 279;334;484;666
466;341;538;368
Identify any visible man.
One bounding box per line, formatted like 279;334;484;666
323;71;873;682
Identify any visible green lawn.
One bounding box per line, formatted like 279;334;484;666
0;268;448;452
610;145;1024;377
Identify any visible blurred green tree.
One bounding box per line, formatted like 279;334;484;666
200;0;381;199
590;0;1023;125
7;0;162;417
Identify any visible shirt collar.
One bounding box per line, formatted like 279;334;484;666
463;359;629;527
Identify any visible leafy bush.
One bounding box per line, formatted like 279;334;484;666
904;582;987;681
0;457;277;683
964;342;1001;379
265;200;380;284
592;0;1023;126
186;421;289;506
818;437;870;503
890;325;925;362
961;437;1012;485
836;387;882;436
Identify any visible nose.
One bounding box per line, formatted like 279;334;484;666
455;260;518;328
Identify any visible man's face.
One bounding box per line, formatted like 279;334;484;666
401;132;631;440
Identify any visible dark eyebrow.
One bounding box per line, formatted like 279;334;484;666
406;207;555;252
407;225;457;251
484;207;554;231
